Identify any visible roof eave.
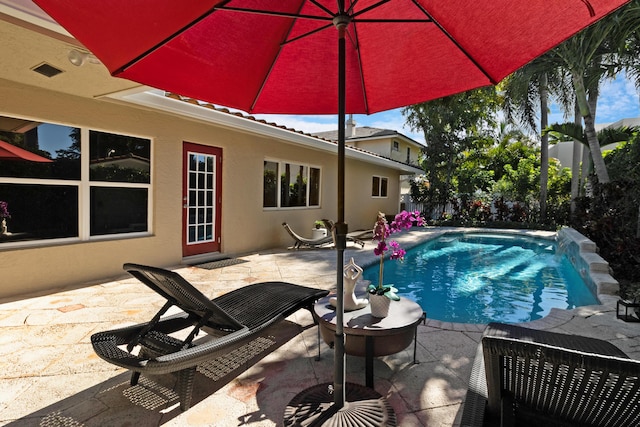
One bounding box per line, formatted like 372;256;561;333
107;89;422;174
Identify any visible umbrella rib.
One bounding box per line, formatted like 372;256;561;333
113;2;337;74
346;23;369;115
215;5;333;22
248;2;311;112
282;23;334;45
309;0;336;18
113;2;231;74
351;0;390;18
409;0;498;84
351;18;432;23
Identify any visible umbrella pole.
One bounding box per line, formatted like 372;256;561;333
284;13;396;427
333;17;347;410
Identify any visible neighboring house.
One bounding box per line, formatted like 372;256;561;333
549;117;640;170
313;116;425;197
0;4;421;299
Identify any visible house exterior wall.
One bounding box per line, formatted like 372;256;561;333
353;137;421;166
352;139;391;158
0;80;404;299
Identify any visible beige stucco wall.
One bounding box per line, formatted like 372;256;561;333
0;79;405;299
353;137;421;166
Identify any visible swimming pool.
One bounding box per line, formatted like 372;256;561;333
362;232;599;324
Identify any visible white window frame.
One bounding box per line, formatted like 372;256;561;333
0;114;153;249
372;175;388;198
263;158;321;210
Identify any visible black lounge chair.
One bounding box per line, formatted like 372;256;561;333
461;322;640;427
91;263;329;411
282;222;334;249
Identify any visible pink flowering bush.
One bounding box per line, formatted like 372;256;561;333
0;201;10;219
368;210;425;300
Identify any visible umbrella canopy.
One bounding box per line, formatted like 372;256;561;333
0;140;52;162
33;1;627;115
33;0;630;420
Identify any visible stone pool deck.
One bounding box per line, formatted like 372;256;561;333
1;228;639;426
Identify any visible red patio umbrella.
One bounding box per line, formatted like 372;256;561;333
33;0;630;423
0;139;52;162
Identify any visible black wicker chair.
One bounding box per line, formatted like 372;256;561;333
91;263;329;411
461;322;640;427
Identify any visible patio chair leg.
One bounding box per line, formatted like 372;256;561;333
316;323;321;361
131;371;141;386
177;367;197;411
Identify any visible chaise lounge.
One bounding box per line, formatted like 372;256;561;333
90;263;329;411
282;222;334;249
320;218;368;248
461;322;640;427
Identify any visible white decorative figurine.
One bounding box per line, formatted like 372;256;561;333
330;257;369;311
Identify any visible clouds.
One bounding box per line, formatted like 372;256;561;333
596;73;639;124
253;109;426;143
250;74;639;141
250;114;340;133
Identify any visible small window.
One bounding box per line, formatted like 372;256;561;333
406;147;411;163
372;176;388;198
392;141;399;151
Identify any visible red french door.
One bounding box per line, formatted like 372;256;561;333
182;142;222;257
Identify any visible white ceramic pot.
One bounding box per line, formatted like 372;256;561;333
369;293;391;318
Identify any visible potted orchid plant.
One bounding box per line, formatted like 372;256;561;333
0;201;10;235
368;210;424;317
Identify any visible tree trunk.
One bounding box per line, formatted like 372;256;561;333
570;103;581;213
572;70;610;184
539;74;549;221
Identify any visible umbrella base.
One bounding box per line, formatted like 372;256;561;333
283;382;396;426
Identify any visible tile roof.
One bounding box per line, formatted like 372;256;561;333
163;93;422;172
312;126;400;141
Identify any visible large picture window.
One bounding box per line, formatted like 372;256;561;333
263;159;320;208
0;115;151;245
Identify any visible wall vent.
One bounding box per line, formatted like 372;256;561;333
32;63;63;78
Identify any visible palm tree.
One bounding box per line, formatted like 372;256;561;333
550;1;640;185
501;57;570;220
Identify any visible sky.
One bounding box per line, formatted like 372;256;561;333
250;73;640;145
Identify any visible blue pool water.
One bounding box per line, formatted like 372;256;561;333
362;233;598;324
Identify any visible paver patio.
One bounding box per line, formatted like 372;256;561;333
1;228;638;426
